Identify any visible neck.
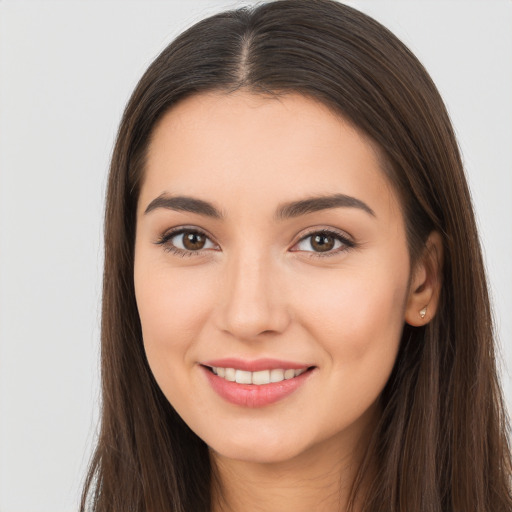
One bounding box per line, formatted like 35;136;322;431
209;417;377;512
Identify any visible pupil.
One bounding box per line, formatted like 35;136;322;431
183;232;206;250
312;234;334;252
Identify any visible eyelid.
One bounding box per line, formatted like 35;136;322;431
155;226;219;256
155;225;356;258
289;227;355;256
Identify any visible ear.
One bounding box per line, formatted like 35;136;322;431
404;231;444;326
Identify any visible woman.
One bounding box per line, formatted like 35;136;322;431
80;0;512;510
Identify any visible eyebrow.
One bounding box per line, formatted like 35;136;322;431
144;193;375;219
275;193;375;220
144;194;223;218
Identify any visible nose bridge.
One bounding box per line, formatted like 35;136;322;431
217;245;289;340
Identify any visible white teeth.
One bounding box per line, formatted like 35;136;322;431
252;370;270;385
270;369;284;382
284;369;295;380
235;370;252;384
224;368;236;382
210;366;309;385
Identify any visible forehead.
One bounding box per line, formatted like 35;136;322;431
141;91;400;221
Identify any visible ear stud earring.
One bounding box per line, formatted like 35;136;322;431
419;306;428;319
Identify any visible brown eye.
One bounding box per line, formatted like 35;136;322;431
293;230;354;256
182;232;206;250
310;233;335;252
159;228;217;254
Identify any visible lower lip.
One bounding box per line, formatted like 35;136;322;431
201;366;314;408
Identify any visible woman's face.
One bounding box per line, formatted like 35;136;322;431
134;92;415;464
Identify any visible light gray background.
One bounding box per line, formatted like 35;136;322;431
0;1;511;511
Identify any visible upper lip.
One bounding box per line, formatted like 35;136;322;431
201;358;314;372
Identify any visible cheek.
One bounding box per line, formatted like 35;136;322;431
292;270;407;431
133;255;217;369
296;263;408;382
134;261;220;419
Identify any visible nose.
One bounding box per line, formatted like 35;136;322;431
215;251;291;341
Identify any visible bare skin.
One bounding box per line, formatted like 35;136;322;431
209;408;378;512
134;91;442;511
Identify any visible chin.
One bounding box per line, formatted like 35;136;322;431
211;440;305;465
203;424;316;465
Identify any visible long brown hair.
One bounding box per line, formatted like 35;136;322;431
81;1;512;510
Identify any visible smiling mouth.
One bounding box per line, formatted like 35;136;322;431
201;363;316;407
203;366;314;385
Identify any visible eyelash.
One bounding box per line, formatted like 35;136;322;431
155;227;216;258
291;229;356;258
155;227;356;258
